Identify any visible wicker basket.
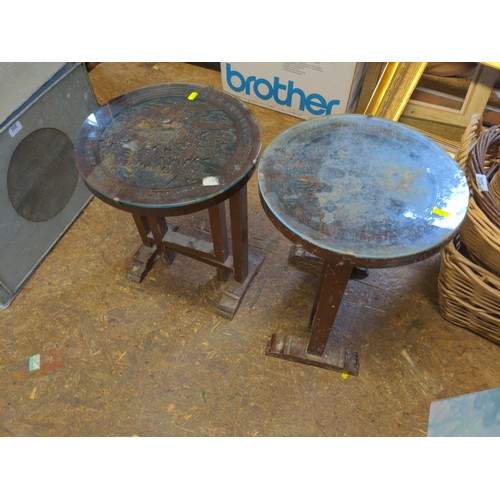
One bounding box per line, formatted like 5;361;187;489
490;156;500;201
455;116;500;275
437;114;500;344
438;237;500;345
460;196;500;275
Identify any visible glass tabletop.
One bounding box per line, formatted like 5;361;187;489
74;83;262;209
258;114;469;264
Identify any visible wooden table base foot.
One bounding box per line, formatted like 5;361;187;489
126;244;159;283
216;253;264;320
265;333;359;375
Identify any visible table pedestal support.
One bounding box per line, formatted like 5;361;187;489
125;186;262;320
266;257;359;375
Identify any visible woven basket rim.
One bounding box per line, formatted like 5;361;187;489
462;119;500;227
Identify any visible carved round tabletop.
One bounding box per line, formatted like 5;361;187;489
75;83;262;215
258;114;469;267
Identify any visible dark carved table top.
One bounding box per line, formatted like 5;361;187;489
75;83;262;213
258;114;469;267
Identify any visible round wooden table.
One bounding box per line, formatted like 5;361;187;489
258;114;469;374
75;83;263;319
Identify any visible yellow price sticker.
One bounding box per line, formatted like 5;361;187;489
432;207;450;217
187;92;198;101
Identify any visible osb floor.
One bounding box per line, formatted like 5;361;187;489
1;62;498;437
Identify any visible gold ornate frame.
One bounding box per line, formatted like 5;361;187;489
363;63;427;120
363;62;499;155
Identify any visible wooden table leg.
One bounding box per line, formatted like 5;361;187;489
148;216;176;265
126;214;177;283
266;258;359;375
307;259;353;356
216;185;264;320
126;214;158;282
229;185;249;283
209;202;230;281
307;258;330;331
133;214;152;247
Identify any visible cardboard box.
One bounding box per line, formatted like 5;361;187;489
221;62;367;120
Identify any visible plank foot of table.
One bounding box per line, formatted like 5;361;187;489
288;244;369;280
126;244;159;283
216;253;264;320
265;333;359;375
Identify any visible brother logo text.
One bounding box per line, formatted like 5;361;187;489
224;63;341;116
